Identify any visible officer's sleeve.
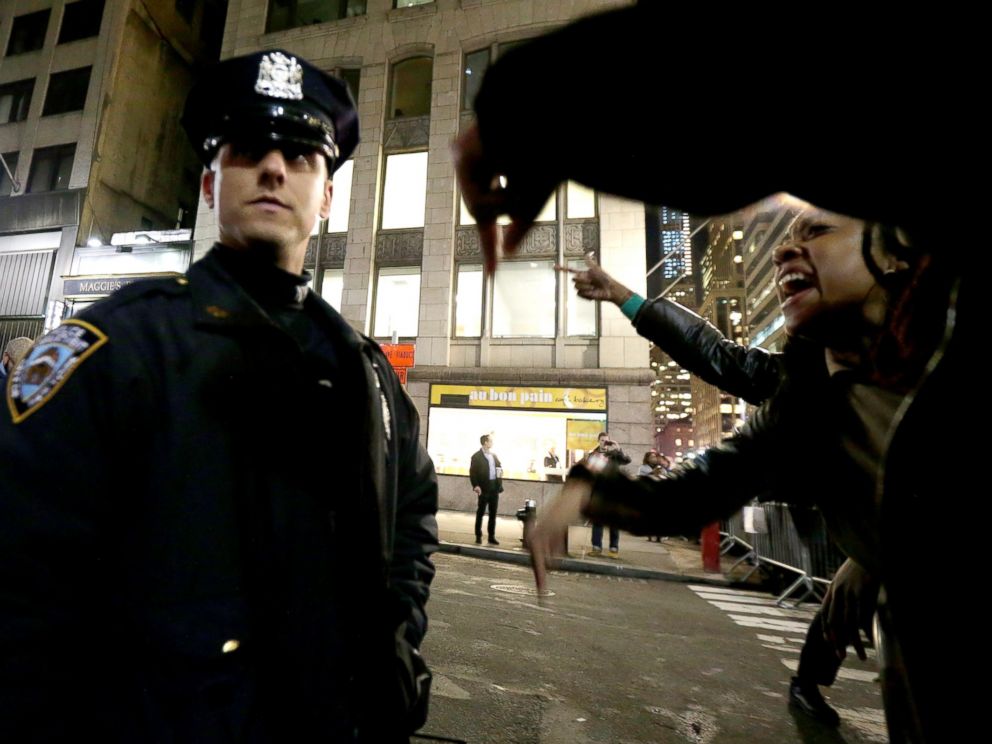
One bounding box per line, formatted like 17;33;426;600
0;318;152;729
389;383;439;649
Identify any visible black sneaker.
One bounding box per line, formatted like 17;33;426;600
789;676;840;727
487;538;500;546
474;535;482;544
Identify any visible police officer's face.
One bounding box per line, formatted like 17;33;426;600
203;141;332;254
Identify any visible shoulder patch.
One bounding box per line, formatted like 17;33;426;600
6;319;109;424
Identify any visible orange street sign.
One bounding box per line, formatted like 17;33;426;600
380;343;415;368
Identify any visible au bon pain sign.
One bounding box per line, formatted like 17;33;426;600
430;384;607;412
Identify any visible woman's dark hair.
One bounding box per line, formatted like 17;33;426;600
863;224;957;390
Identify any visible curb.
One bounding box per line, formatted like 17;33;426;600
436;541;731;586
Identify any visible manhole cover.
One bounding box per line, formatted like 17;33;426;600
490;583;555;597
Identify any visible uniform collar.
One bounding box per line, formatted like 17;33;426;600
187;247;366;352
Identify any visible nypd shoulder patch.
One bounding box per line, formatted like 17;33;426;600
6;319;109;424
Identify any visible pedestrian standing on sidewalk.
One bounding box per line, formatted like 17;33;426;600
587;432;629;558
470;433;504;545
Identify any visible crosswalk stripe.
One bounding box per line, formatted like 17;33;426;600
728;614;812;633
780;658;878;683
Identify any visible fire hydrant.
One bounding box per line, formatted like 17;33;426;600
516;499;537;545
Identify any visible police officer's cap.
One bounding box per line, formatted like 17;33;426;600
182;49;359;175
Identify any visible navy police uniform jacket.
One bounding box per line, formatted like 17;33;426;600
0;247;439;742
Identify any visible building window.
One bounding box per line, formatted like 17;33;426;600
462;49;489;110
492;260;556;338
567;181;596;218
5;10;51;56
266;1;366;34
460;191;553;226
534;191;556;222
42;67;92;116
395;0;433;6
565;258;597;336
320;268;343;311
454;263;483;337
59;0;105;43
336;68;361;102
388;57;432;119
381;152;428;229
373;266;421;338
0;79;34;123
27;143;76;193
327;159;353;233
1;152;19;196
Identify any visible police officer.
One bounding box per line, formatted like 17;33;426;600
0;50;438;742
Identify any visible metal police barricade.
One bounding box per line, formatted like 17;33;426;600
721;502;846;607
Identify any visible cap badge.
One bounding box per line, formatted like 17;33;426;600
255;52;303;101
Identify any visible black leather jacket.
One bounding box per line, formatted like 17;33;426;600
632;297;781;405
574;281;971;743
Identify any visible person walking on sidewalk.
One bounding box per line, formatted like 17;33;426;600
588;432;629;558
470;434;504;545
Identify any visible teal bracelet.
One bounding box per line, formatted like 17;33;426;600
619;293;645;321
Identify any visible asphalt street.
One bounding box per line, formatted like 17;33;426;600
418;553;886;744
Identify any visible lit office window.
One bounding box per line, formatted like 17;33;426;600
320;268;343;311
460;191;554;226
492;260;555;337
459;196;510;227
373;266;421;337
382;152;428;229
567;181;596;218
534;191;556;222
454;263;483;337
566;258;597;336
328;159;353;232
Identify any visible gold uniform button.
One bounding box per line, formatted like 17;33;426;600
222;639;240;654
176;277;189;285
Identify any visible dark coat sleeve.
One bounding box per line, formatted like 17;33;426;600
574;401;785;538
384;375;439;650
0;315;153;736
633;297;782;405
468;450;485;489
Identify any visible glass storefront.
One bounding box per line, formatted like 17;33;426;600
427;384;608;482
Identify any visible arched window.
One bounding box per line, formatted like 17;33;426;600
388;57;432;119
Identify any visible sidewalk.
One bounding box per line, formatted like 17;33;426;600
435;509;737;586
